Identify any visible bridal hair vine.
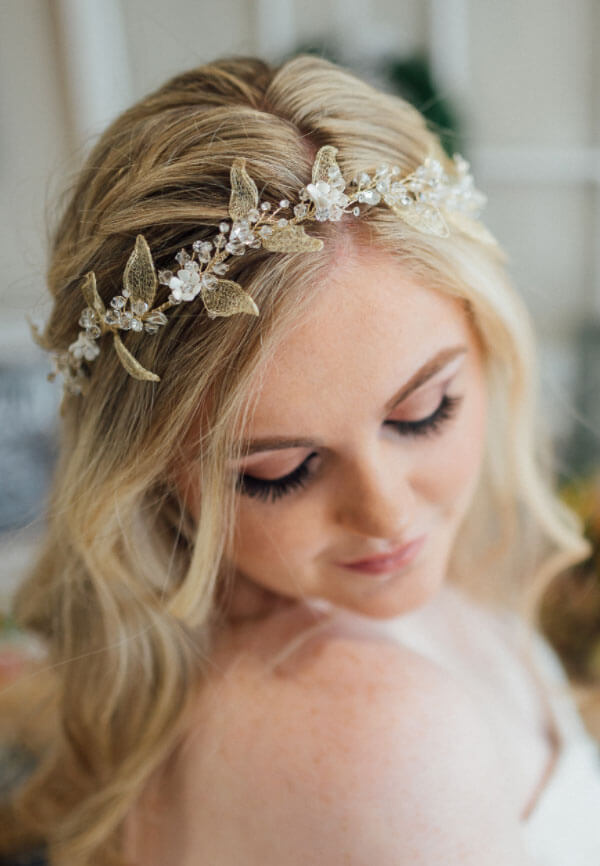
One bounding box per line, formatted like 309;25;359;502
30;145;493;397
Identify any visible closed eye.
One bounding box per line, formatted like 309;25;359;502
386;393;463;437
236;392;463;503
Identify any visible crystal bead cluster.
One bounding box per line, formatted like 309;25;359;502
32;145;492;397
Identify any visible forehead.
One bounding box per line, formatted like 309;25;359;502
246;248;473;429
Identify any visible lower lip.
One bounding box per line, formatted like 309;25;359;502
336;535;427;575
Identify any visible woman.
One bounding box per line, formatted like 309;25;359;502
4;54;599;865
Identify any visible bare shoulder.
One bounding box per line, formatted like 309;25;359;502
165;605;537;865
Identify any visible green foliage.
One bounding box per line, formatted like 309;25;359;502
384;55;462;157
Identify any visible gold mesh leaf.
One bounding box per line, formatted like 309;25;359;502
229;159;259;222
391;204;449;237
446;211;498;246
81;272;105;317
262;224;324;253
113;333;160;381
201;280;259;318
123;235;158;306
312;146;340;185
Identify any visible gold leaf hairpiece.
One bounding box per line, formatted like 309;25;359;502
81;272;105;318
229;158;259;222
35;146;493;399
311;145;340;185
122;234;158;308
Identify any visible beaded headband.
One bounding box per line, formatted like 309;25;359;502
30;145;493;397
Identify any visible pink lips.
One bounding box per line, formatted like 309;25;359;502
336;534;427;575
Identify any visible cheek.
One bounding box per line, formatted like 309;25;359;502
415;387;487;506
233;500;322;568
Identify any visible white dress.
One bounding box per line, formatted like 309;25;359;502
307;584;600;865
518;627;600;865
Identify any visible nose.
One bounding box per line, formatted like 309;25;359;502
332;452;416;541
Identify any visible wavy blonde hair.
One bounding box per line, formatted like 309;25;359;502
3;54;590;865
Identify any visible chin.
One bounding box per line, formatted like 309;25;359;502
323;565;446;621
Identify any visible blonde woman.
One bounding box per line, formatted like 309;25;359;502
3;55;600;866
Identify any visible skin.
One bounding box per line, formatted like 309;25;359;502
188;244;488;622
143;252;553;863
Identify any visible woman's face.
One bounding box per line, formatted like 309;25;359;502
203;247;487;620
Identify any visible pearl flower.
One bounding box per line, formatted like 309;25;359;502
305;180;350;221
68;333;100;362
169;262;202;302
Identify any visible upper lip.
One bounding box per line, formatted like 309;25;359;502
337;536;424;567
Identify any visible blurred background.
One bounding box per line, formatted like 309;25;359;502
1;0;599;674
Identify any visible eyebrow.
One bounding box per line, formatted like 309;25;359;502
237;345;468;456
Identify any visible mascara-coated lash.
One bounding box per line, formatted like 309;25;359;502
237;393;463;503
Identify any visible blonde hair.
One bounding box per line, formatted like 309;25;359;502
4;54;590;865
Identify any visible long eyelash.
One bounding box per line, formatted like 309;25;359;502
387;393;463;437
237;393;464;503
236;457;315;503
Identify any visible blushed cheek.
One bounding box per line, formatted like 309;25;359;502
418;389;487;516
452;389;487;510
233;501;320;575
